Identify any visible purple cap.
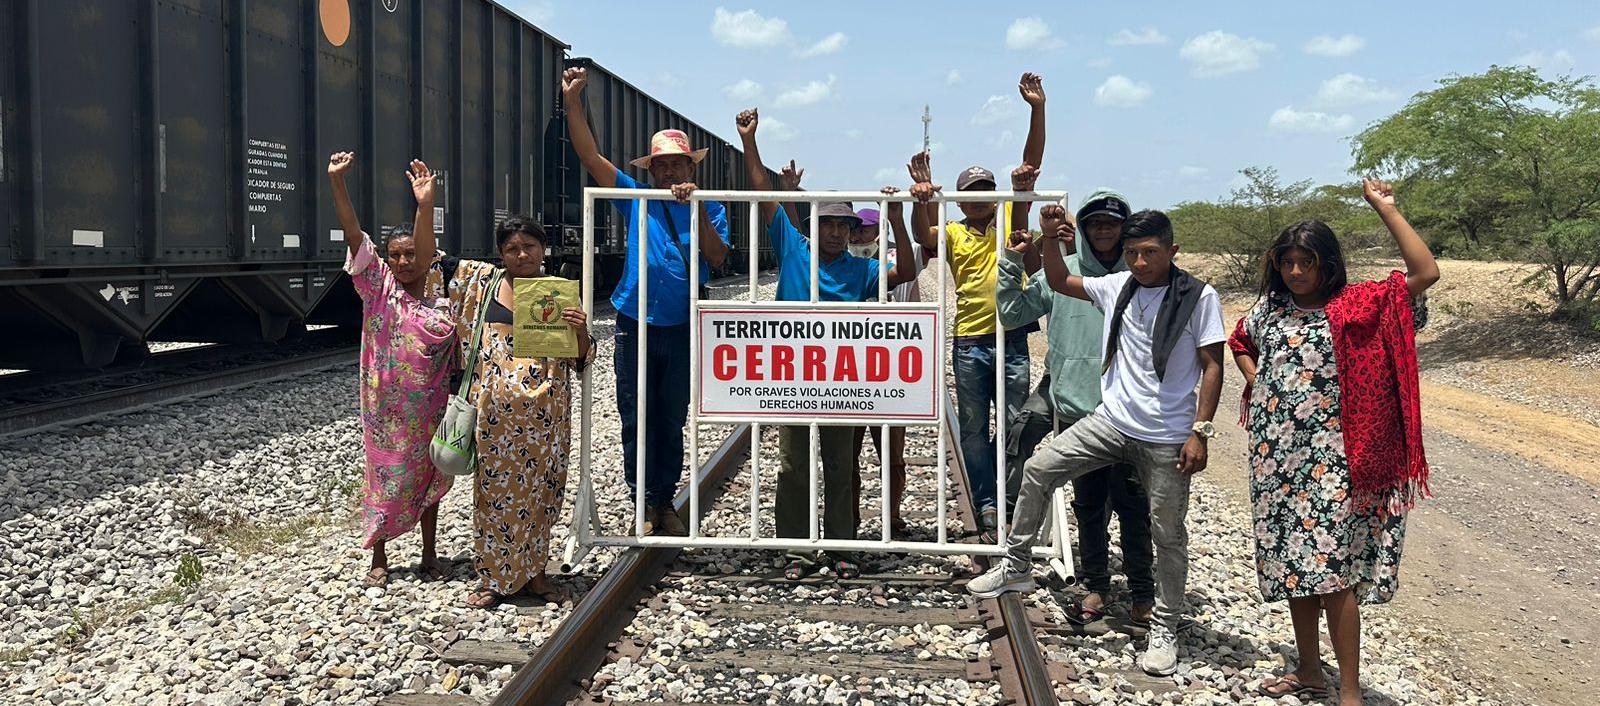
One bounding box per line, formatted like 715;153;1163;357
856;208;880;227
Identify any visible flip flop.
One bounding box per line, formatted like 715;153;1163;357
834;559;862;580
417;560;449;583
364;566;389;588
464;589;502;610
1065;598;1109;626
784;559;812;581
1257;674;1329;699
520;582;565;604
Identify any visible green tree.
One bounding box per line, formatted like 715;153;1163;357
1352;66;1600;311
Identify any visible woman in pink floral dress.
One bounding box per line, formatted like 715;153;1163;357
329;152;456;587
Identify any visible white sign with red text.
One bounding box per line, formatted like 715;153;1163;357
696;303;942;423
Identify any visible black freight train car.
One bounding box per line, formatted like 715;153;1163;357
0;0;775;371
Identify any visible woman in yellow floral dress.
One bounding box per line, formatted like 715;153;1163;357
445;216;594;609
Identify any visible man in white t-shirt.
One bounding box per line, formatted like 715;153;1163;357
966;207;1226;678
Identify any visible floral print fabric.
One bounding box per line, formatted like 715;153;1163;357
1244;295;1408;605
345;236;455;548
448;260;588;595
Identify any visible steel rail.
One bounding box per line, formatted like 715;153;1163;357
490;423;754;706
493;391;1060;706
0;345;358;438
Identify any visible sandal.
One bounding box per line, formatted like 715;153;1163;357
783;560;812;581
1065;597;1110;626
520;580;565;604
1258;673;1329;699
1128;602;1156;628
417;559;449;583
364;566;389;588
833;559;862;580
464;589;502;610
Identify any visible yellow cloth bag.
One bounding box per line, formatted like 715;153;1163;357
511;276;580;358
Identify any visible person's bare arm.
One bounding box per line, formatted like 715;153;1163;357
1233;351;1258;385
405;159;436;259
1363;179;1440;296
735;108;779;229
328;151;365;256
1009;164;1042;273
776;160;804;228
907;151;941;252
561;67;617;188
1179;342;1226;474
1018;72;1046;169
1037;205;1089;300
882;187;916;287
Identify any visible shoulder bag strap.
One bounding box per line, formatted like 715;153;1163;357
456;268;503;398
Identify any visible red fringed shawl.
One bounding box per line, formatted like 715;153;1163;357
1229;271;1431;515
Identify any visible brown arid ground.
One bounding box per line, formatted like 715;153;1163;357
1186;256;1600;705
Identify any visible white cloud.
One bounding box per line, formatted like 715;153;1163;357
710;7;790;49
1108;27;1168;46
763;117;798;142
1180;30;1274;77
1268;106;1354;133
1303;34;1365;57
946;69;963;85
1315;73;1396;107
1094;75;1153;108
1087;57;1114;69
1177;165;1209;180
873;167;901;183
1006;17;1063;51
722;79;763;102
774;75;837;107
798;32;848;58
1586;26;1600;42
989;130;1016;149
845;128;863;140
1513;49;1577;70
970;95;1022;126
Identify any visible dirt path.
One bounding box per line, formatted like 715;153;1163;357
1201;371;1600;706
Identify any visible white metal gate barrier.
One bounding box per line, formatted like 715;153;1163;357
562;186;1079;578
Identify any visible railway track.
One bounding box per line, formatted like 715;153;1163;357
379;396;1064;706
0;330;360;438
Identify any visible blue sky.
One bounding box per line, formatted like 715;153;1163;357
507;1;1600;210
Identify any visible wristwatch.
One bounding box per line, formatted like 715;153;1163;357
1191;421;1216;440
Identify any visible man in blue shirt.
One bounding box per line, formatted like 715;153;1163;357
564;67;732;536
736;108;917;579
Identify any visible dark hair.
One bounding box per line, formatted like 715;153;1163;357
495;215;546;250
380;223;414;251
1120;209;1173;247
1259;219;1348;301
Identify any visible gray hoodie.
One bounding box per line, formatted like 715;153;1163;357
996;187;1131;422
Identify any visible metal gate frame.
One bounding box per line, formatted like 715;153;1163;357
563;187;1078;578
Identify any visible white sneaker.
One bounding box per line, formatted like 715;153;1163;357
1140;622;1179;676
966;563;1034;598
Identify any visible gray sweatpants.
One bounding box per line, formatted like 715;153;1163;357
1006;412;1192;630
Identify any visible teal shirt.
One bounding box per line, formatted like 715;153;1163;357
996;245;1127;422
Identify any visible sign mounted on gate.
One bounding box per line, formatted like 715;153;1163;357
696;302;943;424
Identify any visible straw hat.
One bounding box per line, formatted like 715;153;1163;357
630;129;709;169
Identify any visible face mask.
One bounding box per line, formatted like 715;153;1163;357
848;242;879;258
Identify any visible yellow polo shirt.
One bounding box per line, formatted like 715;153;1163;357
944;205;1028;338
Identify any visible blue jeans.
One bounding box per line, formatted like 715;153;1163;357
614;314;691;507
952;339;1030;514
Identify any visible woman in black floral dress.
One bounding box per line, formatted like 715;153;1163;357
1229;180;1439;706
